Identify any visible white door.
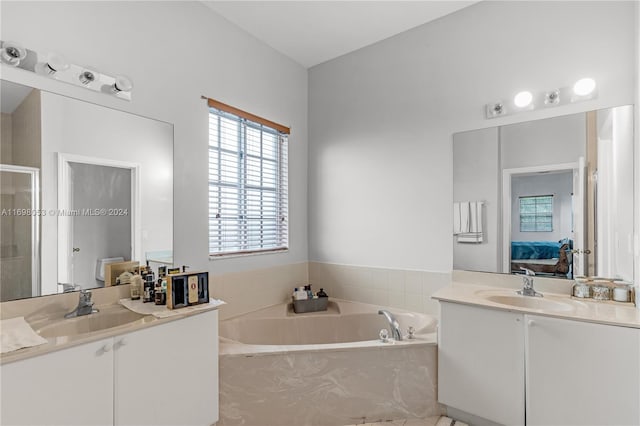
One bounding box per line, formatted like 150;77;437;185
572;157;586;276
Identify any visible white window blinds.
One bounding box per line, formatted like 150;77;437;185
208;103;289;256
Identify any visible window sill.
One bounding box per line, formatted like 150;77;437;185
209;248;289;260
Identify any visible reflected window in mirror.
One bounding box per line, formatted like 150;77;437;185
519;195;553;232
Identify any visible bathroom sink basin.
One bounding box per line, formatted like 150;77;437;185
484;294;574;312
36;305;148;338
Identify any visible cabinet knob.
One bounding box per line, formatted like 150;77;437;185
528;319;535;327
98;343;112;354
114;338;128;349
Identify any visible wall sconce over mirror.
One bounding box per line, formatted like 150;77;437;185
485;77;597;119
0;40;132;101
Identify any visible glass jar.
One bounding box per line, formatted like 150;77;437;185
592;283;611;301
572;281;591;298
612;284;632;302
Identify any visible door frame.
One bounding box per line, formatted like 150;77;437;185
57;153;141;285
501;161;579;274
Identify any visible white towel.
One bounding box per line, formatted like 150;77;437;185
1;316;48;354
454;202;470;235
457;201;484;243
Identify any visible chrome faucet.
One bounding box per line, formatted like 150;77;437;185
65;289;99;318
378;309;403;341
58;282;80;293
517;268;543;297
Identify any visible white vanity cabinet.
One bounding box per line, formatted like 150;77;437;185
1;336;115;426
115;309;219;426
526;315;640;425
438;302;525;425
438;301;640;425
0;309;219;426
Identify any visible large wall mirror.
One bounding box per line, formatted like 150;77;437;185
1;79;173;302
453;105;634;282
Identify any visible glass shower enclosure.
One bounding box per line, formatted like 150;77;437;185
0;164;40;301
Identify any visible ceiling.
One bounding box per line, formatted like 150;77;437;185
202;1;479;68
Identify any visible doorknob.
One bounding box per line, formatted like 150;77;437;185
571;249;591;254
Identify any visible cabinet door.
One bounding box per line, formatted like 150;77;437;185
438;302;525;425
526;315;640;425
0;337;114;426
114;310;219;426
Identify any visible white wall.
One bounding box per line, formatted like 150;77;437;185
308;1;636;273
1;1;308;281
510;172;573;242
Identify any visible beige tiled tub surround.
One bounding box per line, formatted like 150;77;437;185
309;262;451;317
219;299;441;426
212;262;308;320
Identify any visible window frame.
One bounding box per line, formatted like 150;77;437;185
519;194;554;232
206;98;289;258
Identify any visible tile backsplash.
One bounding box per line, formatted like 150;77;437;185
309;262;451;316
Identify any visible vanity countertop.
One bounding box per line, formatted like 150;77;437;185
433;282;640;329
1;301;223;365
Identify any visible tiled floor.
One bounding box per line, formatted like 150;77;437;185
345;415;441;426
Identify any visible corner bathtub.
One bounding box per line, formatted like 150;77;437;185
218;299;440;426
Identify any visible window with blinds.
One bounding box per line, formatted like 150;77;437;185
208;100;289;257
519;195;553;232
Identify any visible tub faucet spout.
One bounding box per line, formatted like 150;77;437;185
378;309;403;341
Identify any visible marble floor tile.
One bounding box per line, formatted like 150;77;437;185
345;415;441;426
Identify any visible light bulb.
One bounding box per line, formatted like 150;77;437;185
1;41;27;66
573;78;596;96
45;53;70;74
514;91;533;108
113;75;133;93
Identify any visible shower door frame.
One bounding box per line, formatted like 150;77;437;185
0;164;40;297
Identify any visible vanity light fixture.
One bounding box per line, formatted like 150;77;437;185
79;68;99;85
544;89;560;105
44;53;69;74
513;91;533;108
573;78;596;97
113;75;133;93
0;39;132;101
1;41;27;67
486;101;506;118
485;78;598;119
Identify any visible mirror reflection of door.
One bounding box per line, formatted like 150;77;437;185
507;168;576;279
69;162;131;288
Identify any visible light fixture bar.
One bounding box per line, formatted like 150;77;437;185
485;79;597;119
0;40;132;101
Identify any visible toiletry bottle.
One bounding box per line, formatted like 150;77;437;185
317;288;328;298
130;274;142;300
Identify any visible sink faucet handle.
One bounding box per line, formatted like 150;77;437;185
520;267;535;276
79;289;93;304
